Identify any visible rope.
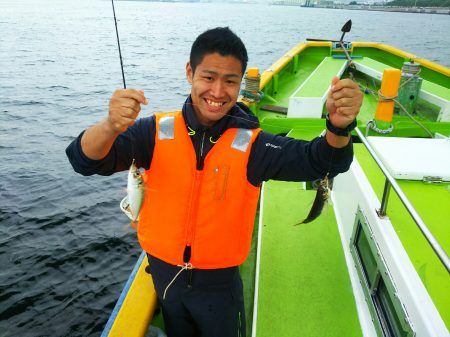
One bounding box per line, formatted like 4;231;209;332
357;73;433;138
163;262;193;300
240;89;265;103
399;68;421;89
241;73;264;103
244;75;261;93
337;41;431;137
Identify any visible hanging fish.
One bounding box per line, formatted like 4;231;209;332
120;159;144;228
295;175;331;225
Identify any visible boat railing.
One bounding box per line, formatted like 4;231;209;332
354;127;450;274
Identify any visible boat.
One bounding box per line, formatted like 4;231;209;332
101;24;450;337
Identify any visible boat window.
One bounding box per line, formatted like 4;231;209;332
355;223;377;288
350;208;414;337
373;278;408;337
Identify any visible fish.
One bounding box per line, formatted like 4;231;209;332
295;175;331;225
120;159;144;228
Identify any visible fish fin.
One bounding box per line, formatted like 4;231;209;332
123;220;138;231
131;220;138;231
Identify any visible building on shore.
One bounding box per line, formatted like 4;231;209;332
270;0;450;14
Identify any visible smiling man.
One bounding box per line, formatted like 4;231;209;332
187;53;243;126
66;27;362;337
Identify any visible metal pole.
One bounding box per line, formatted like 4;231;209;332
354;127;450;273
378;179;391;217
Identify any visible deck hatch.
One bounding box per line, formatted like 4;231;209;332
350;207;415;337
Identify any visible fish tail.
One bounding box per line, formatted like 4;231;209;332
296;176;330;225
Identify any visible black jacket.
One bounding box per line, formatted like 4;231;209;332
66;96;353;186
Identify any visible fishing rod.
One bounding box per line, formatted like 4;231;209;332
112;0;142;223
110;0;138;161
111;0;127;89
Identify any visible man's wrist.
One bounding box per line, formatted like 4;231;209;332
325;114;357;137
102;118;121;136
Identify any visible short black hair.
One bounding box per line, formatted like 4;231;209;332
190;27;248;75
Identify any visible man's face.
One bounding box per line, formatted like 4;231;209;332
186;53;243;127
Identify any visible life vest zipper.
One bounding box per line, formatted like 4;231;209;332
184;129;206;264
184;170;203;263
197;130;206;170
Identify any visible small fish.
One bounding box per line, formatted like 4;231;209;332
120;159;144;227
295;175;331;225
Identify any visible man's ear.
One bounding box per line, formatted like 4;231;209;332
186;62;193;84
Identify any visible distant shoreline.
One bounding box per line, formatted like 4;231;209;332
270;2;450;14
327;5;449;15
122;0;450;14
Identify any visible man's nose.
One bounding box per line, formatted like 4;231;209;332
210;80;224;97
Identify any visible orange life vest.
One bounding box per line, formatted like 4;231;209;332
137;111;261;269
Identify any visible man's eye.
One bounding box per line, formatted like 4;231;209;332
204;76;213;81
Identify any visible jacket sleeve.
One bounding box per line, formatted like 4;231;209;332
247;131;353;186
65;116;156;176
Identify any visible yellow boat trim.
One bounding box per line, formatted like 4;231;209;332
108;254;157;337
352;42;450;76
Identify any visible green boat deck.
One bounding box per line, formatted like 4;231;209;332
293;57;346;98
255;45;449;132
251;43;450;336
354;144;450;330
253;128;362;337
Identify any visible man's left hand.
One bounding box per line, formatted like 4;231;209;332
326;76;363;129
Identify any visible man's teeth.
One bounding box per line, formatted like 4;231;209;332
206;99;224;107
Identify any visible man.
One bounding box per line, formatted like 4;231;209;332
66;27;362;337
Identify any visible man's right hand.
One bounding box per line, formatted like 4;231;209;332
80;89;148;160
107;89;149;134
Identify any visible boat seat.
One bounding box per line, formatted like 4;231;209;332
353;57;450;122
367;136;450;181
287;57;348;118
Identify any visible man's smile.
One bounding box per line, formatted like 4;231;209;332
205;98;225;107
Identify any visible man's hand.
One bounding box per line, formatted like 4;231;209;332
107;89;148;134
80;89;148;160
326;76;362;128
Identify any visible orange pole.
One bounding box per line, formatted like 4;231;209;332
247;67;260;77
375;69;401;124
